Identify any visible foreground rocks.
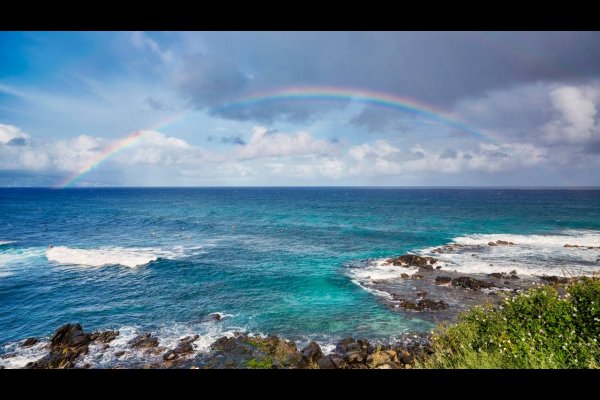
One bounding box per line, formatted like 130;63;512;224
26;323;92;369
201;334;430;369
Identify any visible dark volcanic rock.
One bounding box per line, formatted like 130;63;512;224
205;334;302;369
25;323;91;369
50;323;91;349
417;299;448;311
128;333;159;349
388;254;437;267
335;337;355;354
435;276;452;285
21;337;38;347
412;274;424;280
539;275;569;284
398;298;448;311
90;330;119;344
452;276;492;290
489;240;514;246
173;335;199;355
489;272;504;279
301;341;323;365
343;351;366;364
317;355;346;369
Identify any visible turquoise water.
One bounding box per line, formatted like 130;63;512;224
1;188;599;350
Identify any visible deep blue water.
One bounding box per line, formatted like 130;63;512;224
1;188;599;348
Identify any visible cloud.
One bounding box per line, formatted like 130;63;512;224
542;86;599;144
456;80;600;151
143;96;172;111
0;122;597;186
207;135;246;145
176;53;248;108
233;126;338;160
131;32;173;63
0;123;30;145
350;108;412;133
173;32;600;123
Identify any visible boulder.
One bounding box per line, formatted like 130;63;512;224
25;323;91;369
335;337;355;354
539;275;569;284
388;254;437;267
452;276;492;290
489;272;503;279
128;333;159;349
435;276;452;285
417;299;448;311
21;337;39;347
173;335;199;355
90;330;119;344
50;323;91;349
343;351;366;364
317;355;346;369
366;351;391;368
300;341;323;364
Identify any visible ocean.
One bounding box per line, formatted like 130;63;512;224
1;187;600;367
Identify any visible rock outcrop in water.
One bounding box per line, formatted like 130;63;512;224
26;323;92;369
387;254;437;267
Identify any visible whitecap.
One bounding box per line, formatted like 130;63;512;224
46;246;161;268
418;229;600;276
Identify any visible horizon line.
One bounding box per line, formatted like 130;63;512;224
1;185;600;190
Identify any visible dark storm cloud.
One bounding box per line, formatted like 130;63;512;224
176;32;600;123
350;108;412;133
143;96;172;111
7;137;27;146
439;149;457;159
207;135;246;145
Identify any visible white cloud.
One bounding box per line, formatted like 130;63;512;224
131;32;173;63
0;123;30;145
542;86;599;144
0;123;592;186
233;127;337;160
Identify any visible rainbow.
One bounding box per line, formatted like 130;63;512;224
57;86;489;187
216;86;487;139
56;130;147;188
55;110;190;188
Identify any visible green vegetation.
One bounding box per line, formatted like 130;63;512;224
246;357;274;369
419;277;600;369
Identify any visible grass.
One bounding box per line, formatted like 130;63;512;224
418;277;600;369
246;357;273;369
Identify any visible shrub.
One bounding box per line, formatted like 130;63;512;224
419;277;600;369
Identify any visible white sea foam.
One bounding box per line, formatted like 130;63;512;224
0;340;49;369
46;246;162;268
346;258;419;299
451;230;600;248
76;321;239;368
0;241;14;246
347;258;419;282
417;230;600;276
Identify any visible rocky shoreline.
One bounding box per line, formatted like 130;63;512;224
1;251;585;369
0;322;431;369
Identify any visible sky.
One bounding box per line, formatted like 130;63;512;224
1;31;599;187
